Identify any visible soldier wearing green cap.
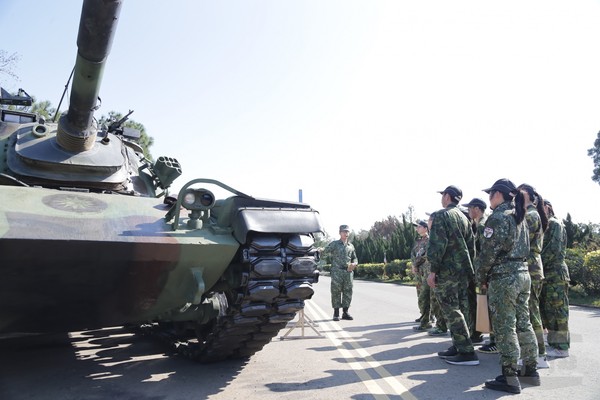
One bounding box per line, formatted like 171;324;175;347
411;219;433;331
322;225;358;321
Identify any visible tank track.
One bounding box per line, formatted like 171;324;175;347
143;232;319;363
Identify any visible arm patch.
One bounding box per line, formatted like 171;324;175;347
483;227;494;238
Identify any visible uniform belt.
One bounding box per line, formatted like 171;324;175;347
504;257;527;262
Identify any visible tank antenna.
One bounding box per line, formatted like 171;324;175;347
53;67;75;123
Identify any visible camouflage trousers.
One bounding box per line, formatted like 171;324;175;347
417;270;431;325
330;268;353;308
433;273;472;353
540;281;570;350
415;270;425;316
419;269;446;330
488;271;538;367
467;276;479;337
529;279;546;355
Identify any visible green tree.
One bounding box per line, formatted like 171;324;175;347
352;210;417;263
98;111;154;160
563;214;600;250
588;130;600;185
29;99;56;120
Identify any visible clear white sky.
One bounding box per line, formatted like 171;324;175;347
2;0;600;237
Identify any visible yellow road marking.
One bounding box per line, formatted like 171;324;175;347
305;301;418;400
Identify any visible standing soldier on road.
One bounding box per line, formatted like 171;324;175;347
476;178;539;394
541;200;571;358
518;183;549;367
463;198;497;352
426;212;448;336
427;185;478;366
323;225;358;321
411;219;432;331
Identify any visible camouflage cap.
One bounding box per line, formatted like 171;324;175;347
438;185;463;202
483;178;517;195
339;224;350;232
462;198;487;210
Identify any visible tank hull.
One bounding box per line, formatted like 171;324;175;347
0;186;239;335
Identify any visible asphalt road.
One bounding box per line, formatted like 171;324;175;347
0;276;597;400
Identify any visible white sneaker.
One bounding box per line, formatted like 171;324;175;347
547;347;569;358
537;355;550;369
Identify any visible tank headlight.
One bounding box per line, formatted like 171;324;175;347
183;192;196;206
180;188;215;211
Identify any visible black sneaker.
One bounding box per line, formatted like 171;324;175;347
445;352;480;366
437;346;458;359
342;312;353;320
414;316;422;323
485;375;521;394
477;343;498;354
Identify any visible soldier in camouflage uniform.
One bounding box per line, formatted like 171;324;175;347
426;185;478;365
463;198;499;353
425;212;448;336
323;225;358;321
541;200;570;358
411;220;432;331
477;179;539;394
518;184;549;364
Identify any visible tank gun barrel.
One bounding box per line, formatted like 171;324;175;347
57;0;123;152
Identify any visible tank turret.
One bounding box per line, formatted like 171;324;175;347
56;0;122;152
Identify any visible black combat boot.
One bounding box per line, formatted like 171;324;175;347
333;308;340;321
484;365;522;394
342;307;353;320
518;362;541;386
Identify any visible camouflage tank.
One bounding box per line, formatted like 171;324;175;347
0;0;322;362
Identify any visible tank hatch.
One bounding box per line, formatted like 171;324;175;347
7;124;132;188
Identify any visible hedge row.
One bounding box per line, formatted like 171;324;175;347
321;249;600;296
321;259;413;282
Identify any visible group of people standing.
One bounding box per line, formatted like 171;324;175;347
321;179;571;394
410;180;571;394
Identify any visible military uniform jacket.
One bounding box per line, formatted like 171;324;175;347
541;216;570;283
474;215;488;257
427;203;475;277
411;234;430;273
324;239;358;270
475;201;530;285
524;204;545;281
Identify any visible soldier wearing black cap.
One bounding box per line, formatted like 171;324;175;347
476;178;539;394
462;197;490;348
322;225;358;321
426;185;478;365
518;183;549;367
540;200;571;358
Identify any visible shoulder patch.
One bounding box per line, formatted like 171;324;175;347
483;227;494;238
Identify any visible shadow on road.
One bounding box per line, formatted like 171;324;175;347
0;326;248;400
